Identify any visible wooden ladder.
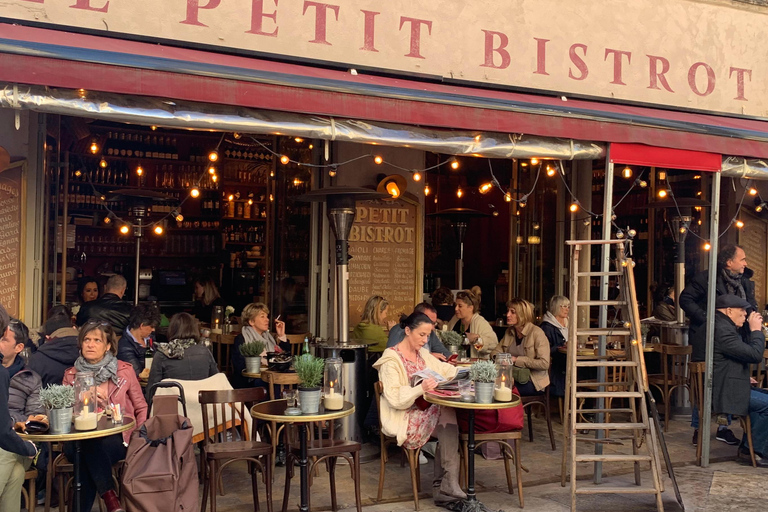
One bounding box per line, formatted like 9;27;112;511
560;240;664;512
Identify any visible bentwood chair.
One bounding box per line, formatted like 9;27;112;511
458;430;525;508
689;361;705;465
22;468;36;512
648;344;692;431
262;370;302;474
199;387;273;512
284;333;311;356
521;385;557;450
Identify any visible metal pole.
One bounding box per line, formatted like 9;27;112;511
60;152;69;305
595;150;615;483
134;229;141;305
701;169;721;467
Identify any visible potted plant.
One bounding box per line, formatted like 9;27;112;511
294;353;325;414
39;384;75;434
469;360;497;404
239;340;266;374
437;330;463;354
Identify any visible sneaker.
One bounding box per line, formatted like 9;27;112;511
716;428;739;445
692;429;698;446
419;452;428;465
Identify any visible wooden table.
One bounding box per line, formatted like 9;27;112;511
251;400;354;512
242;369;267;379
424;393;521;512
20;416;135;512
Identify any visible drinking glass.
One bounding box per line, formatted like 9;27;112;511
283;389;298;408
458;380;474;402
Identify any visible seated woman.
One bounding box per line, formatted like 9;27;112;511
374;312;466;508
491;298;550;396
145;313;218;399
191;276;226;323
62;319;147;512
352;295;395;355
77;276;100;305
540;295;569;398
231;303;288;389
447;289;498;358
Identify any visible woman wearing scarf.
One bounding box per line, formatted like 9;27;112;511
145;313;218;399
62;320;147;512
231;303;289;388
540;295;570;399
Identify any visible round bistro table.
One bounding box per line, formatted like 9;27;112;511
424;393;521;512
251;399;354;512
20;416;135;512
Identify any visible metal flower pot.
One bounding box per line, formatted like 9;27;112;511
448;345;459;354
48;407;73;434
298;387;321;414
474;382;494;404
244;357;261;374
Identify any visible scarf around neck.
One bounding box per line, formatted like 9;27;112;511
721;268;746;299
242;326;278;353
542;311;568;342
157;338;197;359
74;351;119;385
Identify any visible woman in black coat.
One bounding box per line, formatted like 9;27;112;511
145;313;217;399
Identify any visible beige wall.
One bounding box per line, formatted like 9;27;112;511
4;0;768;118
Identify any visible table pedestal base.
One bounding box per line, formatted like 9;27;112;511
457;499;502;512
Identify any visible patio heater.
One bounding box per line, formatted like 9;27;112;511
428;208;491;289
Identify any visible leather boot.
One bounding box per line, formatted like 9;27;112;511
101;490;125;512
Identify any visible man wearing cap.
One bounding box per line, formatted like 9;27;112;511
712;294;768;466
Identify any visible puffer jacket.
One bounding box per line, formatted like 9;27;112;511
75;293;133;334
145;344;218;400
8;359;44;423
27;327;80;387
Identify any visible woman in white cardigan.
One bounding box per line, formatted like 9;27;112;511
447;289;498;358
373;312;466;508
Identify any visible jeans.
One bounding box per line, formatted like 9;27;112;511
63;434;126;512
691;406;731;430
746;388;768;457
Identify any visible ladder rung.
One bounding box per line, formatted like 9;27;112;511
566;239;628;246
574;422;646;430
576;361;637;367
575;271;623;277
575;408;634;414
576;328;631;335
573;436;627;444
575;486;659;495
575;381;632;387
575;391;643;399
575;454;652;462
575;300;628;306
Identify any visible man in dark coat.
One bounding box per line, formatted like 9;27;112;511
117;303;161;377
712;294;768;466
680;244;757;445
76;274;132;335
27;308;80;387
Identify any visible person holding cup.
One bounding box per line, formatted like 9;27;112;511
447;289;497;359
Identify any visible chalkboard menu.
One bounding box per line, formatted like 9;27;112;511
0;163;24;317
738;211;767;309
348;197;421;329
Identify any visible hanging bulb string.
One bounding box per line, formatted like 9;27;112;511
555;160;602;217
611;169;646;212
718;178;750;238
486;159;542;205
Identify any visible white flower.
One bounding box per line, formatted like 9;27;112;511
71;305;81;315
225;305;235;316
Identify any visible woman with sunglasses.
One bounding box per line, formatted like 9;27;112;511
62;320;147;512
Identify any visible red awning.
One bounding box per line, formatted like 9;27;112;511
3;23;768;158
610;143;722;172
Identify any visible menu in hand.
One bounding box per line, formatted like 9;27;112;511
410;368;470;390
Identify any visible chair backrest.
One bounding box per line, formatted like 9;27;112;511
198;387;267;446
688;361;705;411
373;381;385;431
263;370;301;400
284;333;310;356
661;344;692;382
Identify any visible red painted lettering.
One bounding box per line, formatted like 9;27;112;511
568;44;588;81
247;0;279;37
533;38;550;75
480;30;510;69
180;0;221;27
688;62;716;97
647;55;674;92
360;10;379;52
729;67;752;101
303;1;340;45
604;48;631;85
22;0;43;3
70;0;109;12
399;17;433;59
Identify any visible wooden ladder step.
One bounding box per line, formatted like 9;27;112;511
574;422;646;430
575;391;643;398
574;436;633;444
574;300;628;306
576;328;631;336
576;408;634;414
575;271;623;277
575;454;652;463
576;361;637;367
575;381;632;387
575;486;659;495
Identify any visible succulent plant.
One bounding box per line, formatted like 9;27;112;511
39;384;76;409
469;360;498;383
239;340;266;357
294;354;325;389
437;330;463;347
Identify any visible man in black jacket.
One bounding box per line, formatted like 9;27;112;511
680;244;757;445
76;274;132;334
117;303;161;377
712;294;768;466
27;306;80;387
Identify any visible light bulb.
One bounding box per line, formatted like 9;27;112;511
153;225;164;235
309;144;314;149
374;155;383;165
100;195;106;201
294;137;304;143
328;167;337;177
628;229;637;237
638;180;648;188
479;183;493;194
679;226;687;234
757;203;766;213
99;158;107;168
90;142;99;154
616;230;625;239
736;220;745;228
211;174;218;183
622;166;633;179
749;188;758;196
703;242;711;251
293;178;301;186
136;165;144;176
531;157;539;165
519;199;527;208
413;171;422;182
456;187;463;198
74;170;82;177
174;213;184;222
450;159;459;170
190;188;200;198
280;155;290;165
228;194;234;201
77;88;87;98
504;192;512;202
386;181;400;198
208;166;216;175
103;216;111;225
658;189;668;198
119;225;130;235
424;185;431;196
492;210;499;217
569;202;579;213
150;125;157;131
208;151;219;162
233;132;241;139
520;162;528;167
546;166;556;177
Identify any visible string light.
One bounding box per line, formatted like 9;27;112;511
211;174;218;183
119;225;130;235
294;137;304;143
530;157;539;165
280;155;290;165
227;194;234;201
546;166;556;177
328;166;337;177
173;211;184;222
456;187;463;198
519;198;527;208
208;166;216;175
636;179;648;188
622;166;633;179
233;132;242;139
208;151;219;162
749;188;758;196
658;189;668;198
190;188;200;198
703;241;712;251
479;183;493;194
757;203;766;213
504;192;512;202
136;165;144;176
412;171;422;182
99;158;107;168
679;226;687;234
153;225;164;235
248;199;253;205
90;142;99;154
424;184;431;196
735;220;745;228
74;170;82;177
374;156;384;165
450;158;460;170
569;202;579;213
103;216;111;225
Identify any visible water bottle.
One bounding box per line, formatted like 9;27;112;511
302;336;310;355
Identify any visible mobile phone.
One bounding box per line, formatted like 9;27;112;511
447;353;458;363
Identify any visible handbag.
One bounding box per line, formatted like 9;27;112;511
456;385;524;433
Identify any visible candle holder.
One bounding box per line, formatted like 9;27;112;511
211;305;224;334
73;372;98;430
323;357;344;410
494;353;514;402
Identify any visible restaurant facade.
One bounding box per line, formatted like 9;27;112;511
2;0;768;343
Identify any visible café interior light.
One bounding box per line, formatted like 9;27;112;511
294;137;304;143
527;235;541;245
374;155;384;165
211;174;218;183
233;132;242;139
136;165;144;176
735;220;745;228
749;188;758;196
208;166;216;175
569;202;579;213
74;170;82;177
153;225;164;235
99;158;108;168
456;187;463;198
658;189;668;198
119;225;130;235
190;188;200;198
424;184;431;196
622;166;633;178
248;199;253;205
530;157;539;165
89;141;99;154
227;194;234;201
208;151;219;162
479;183;493;194
280;155;290;165
546;166;556;177
412;171;422;182
450;158;460;170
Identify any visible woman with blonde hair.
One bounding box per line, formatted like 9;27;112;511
191;276;225;323
352;295;395;354
231;303;288;388
491;298;550;396
447;289;497;358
